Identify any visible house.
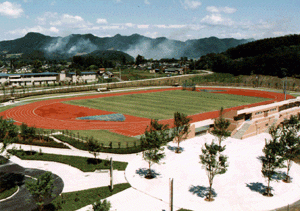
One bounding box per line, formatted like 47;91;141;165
149;69;160;73
164;68;182;74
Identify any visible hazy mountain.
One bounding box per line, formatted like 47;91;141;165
0;32;252;60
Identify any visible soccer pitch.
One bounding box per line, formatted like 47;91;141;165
63;90;268;120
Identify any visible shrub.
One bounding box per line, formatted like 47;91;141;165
93;199;111;211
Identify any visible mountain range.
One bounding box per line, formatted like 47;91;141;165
0;32;253;60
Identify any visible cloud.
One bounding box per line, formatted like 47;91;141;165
49;26;59;33
114;0;122;3
137;25;149;29
181;0;202;10
96;18;108;24
206;6;237;14
125;23;135;27
49;14;91;29
36;12;58;25
154;24;186;29
144;0;150;5
0;1;24;18
143;31;158;38
201;13;234;26
9;25;59;36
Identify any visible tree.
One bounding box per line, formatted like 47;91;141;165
20;123;36;141
25;171;55;211
279;125;300;183
140;119;172;178
93;199;111;211
200;141;228;201
285;114;299;130
211;107;231;146
0;117;18;154
261;137;285;196
33;59;43;69
135;54;144;66
87;137;102;163
172;112;191;153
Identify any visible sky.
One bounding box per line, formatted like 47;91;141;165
0;0;299;42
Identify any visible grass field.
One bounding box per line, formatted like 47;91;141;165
64;90;269;120
45;183;131;211
0;185;18;200
62;130;139;147
9;150;128;172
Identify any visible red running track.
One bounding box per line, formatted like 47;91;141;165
0;87;294;137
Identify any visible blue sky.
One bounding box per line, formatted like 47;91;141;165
0;0;299;41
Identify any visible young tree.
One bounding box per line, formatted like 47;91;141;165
285;114;299;130
87;137;102;164
211;107;231;146
200;141;228;201
0;117;18;154
172;112;191;153
261;137;285;196
25;171;55;211
279;125;300;183
140;119;172;178
93;199;111;211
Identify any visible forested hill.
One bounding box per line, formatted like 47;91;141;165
197;34;300;77
225;34;300;59
0;32;252;60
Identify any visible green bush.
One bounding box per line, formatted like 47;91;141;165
93;199;111;211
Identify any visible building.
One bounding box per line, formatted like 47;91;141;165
189;97;300;139
0;71;97;86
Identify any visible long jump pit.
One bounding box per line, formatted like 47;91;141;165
0;87;294;137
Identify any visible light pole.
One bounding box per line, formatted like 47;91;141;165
169;178;173;211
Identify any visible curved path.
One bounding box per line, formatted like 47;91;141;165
0;160;64;211
0;87;294;136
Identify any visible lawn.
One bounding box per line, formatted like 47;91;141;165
9;150;128;172
0;185;18;200
44;183;131;211
66;130;139;147
64;90;269;120
53;134;142;154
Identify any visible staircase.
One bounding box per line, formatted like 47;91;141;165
232;122;252;139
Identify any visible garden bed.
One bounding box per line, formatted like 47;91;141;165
12;135;69;149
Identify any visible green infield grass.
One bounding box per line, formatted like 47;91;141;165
63;90;268;120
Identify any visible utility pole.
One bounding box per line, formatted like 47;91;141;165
110;157;113;191
284;76;287;100
169;178;173;211
119;67;121;81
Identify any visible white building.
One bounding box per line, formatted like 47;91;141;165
0;71;97;86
